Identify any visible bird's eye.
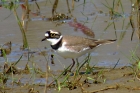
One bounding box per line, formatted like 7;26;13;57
51;33;56;37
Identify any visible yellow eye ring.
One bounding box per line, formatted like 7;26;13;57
51;33;55;37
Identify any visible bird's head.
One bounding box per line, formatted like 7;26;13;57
41;30;62;45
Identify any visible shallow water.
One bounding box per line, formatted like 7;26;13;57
1;0;140;93
0;0;139;71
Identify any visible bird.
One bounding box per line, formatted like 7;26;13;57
41;29;116;71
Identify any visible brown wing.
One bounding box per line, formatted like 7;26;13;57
62;35;98;52
62;35;116;52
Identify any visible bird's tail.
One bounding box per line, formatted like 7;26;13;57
95;39;117;45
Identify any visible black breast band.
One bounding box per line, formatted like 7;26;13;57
51;38;62;50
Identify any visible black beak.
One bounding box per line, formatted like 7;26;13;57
41;37;47;41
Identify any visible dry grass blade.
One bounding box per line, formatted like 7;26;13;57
46;65;71;87
0;12;13;21
114;0;120;12
66;0;71;14
137;0;140;40
118;22;131;45
90;0;98;10
104;22;113;31
72;0;74;10
0;42;11;57
44;60;49;93
90;85;119;93
13;8;28;48
90;84;140;93
35;1;40;11
52;0;59;16
91;15;97;30
130;15;135;41
0;48;8;62
3;55;22;74
113;21;117;38
21;1;30;31
24;0;30;30
114;0;124;13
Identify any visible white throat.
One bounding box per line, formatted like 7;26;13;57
47;35;63;45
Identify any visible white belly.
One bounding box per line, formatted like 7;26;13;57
56;50;81;58
56;47;93;59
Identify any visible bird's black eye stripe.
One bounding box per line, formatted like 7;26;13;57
49;33;60;39
51;33;56;37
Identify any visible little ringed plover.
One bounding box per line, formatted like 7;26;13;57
42;30;116;70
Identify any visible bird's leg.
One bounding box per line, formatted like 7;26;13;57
69;59;76;71
63;59;75;75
